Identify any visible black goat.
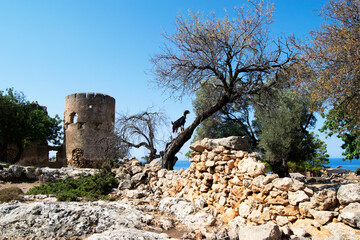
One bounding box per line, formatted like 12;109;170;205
172;110;190;139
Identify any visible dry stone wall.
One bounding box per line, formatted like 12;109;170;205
116;136;360;236
183;137;359;229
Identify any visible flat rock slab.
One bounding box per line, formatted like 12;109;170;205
190;136;250;152
0;201;160;239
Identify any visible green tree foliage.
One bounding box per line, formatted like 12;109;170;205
321;107;360;160
304;133;330;173
288;132;330;174
0;88;62;163
192;79;258;148
295;0;360;161
151;0;297;169
255;86;328;177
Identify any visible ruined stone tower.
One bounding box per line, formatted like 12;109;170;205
64;93;115;168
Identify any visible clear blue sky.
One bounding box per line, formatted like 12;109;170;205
0;0;344;159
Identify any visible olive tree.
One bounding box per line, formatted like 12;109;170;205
151;1;298;169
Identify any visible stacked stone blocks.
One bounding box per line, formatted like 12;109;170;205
64;93;115;168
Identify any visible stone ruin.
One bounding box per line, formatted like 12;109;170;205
3;102;64;167
63;93;115;168
6;92;115;169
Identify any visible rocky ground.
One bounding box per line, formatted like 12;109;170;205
0;137;360;240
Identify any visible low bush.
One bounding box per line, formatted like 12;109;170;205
26;171;118;201
356;168;360;176
0;187;24;202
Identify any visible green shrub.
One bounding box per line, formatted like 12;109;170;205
0;187;24;202
356;168;360;176
26;171;118;201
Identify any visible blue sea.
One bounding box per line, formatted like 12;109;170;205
173;158;360;171
325;158;359;171
173;159;191;170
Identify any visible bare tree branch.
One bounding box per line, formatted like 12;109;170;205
116;110;167;163
151;0;298;169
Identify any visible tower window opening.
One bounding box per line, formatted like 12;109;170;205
70;112;78;123
49;150;57;162
89;105;93;109
78;122;84;129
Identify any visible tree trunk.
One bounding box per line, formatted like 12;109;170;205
268;158;290;178
147;148;160;163
161;94;230;170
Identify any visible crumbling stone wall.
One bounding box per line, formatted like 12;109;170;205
64;93;115;168
1;101;64;167
16;142;50;167
115;136;360;234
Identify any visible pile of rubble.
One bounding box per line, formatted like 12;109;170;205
0;164;98;183
112;136;360;239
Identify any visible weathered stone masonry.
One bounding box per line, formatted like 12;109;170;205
64;93;115;168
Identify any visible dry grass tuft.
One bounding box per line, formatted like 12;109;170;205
0;187;24;202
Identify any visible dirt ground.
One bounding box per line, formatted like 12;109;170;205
0;180;41;193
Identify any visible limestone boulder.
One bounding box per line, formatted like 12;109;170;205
253;175;266;188
157;168;167;178
190;136;250;152
323;222;360;240
337;183;360;205
86;227;174;240
290;172;306;182
158;197;215;227
237;157;266;177
290;219;332;239
0;169;14;180
223;208;237;223
272;177;293;191
130;165;143;175
0;201;158;239
276;216;289;226
131;172;147;187
339;202;360;229
118;179;132;190
238;202;251;218
272;177;305;192
309;209;338;225
145;160;162;172
227;217;247;240
310;189;338;211
230;222;282;240
9;165;25;178
126;189;146;199
24;167;37;180
299;201;314;218
214;136;250;151
288;190;310;205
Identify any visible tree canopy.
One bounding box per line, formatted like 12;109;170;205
0;88;62;163
192;78;258;148
296;0;360;160
254;82;328;177
151;0;297;169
